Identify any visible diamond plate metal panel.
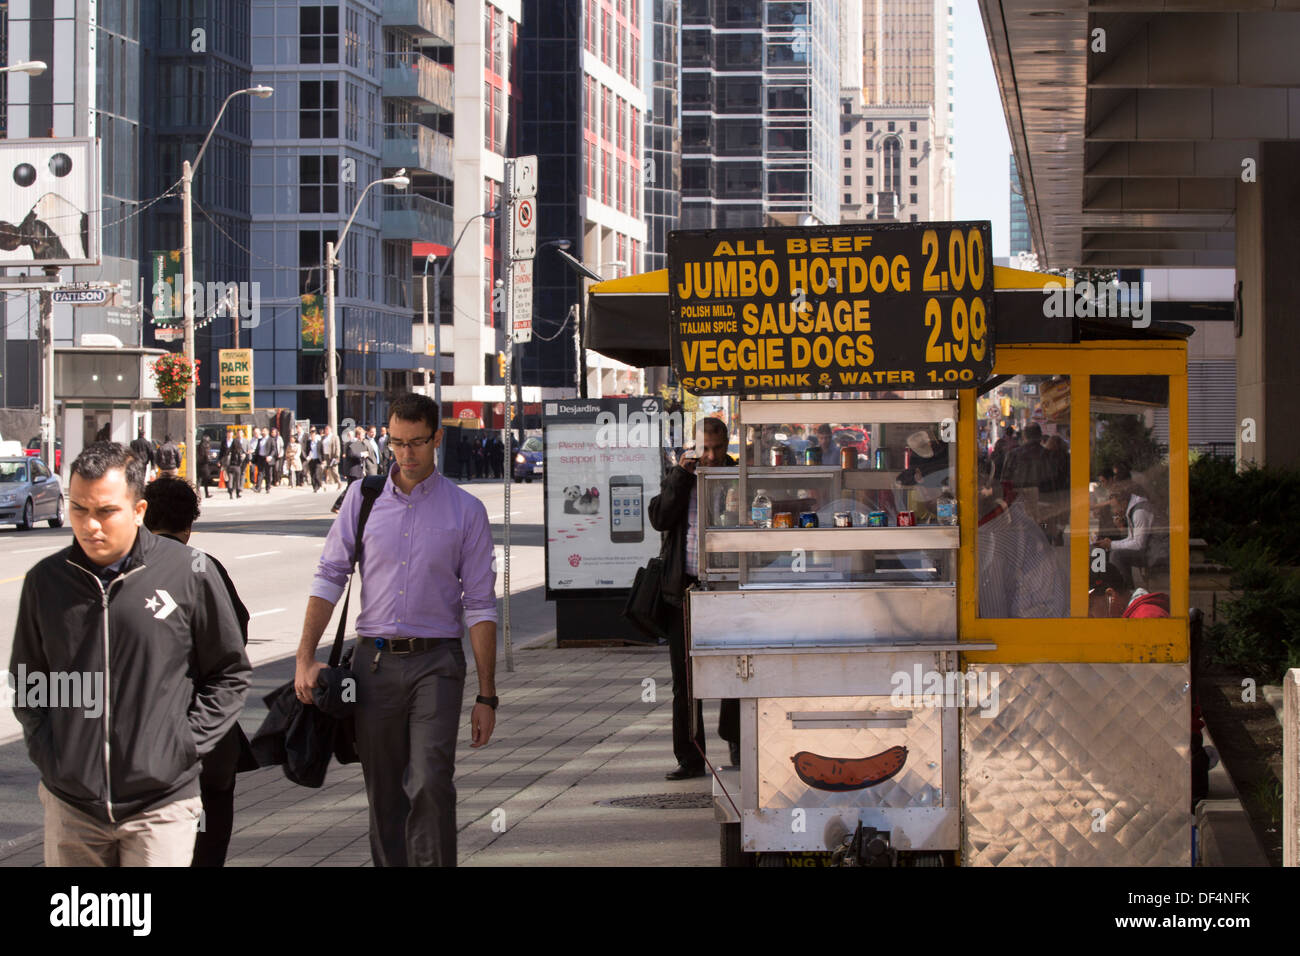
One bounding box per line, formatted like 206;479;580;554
758;696;944;810
962;663;1191;867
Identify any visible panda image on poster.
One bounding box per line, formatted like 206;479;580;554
0;140;96;265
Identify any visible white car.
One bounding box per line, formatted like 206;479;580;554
0;456;65;530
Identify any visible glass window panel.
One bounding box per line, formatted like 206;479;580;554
976;375;1072;618
1089;375;1171;611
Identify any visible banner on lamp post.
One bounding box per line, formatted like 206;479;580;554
300;293;325;353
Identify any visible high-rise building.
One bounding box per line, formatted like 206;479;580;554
643;0;678;274
140;0;253;413
679;0;840;230
1009;153;1030;257
845;0;953;224
1;0;145;411
250;0;460;426
517;0;645;395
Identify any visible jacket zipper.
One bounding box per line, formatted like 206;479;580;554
65;558;146;823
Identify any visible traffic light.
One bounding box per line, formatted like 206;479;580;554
497;351;506;380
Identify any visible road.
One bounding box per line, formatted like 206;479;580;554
0;476;549;748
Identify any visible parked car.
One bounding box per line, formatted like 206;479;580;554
25;437;63;472
0;456;64;530
513;435;544;482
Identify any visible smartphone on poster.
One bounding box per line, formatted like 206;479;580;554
609;474;644;543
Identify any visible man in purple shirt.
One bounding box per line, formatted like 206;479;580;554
294;393;498;867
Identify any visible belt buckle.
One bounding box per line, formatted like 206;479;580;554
389;637;412;655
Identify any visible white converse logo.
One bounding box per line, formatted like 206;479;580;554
143;589;178;620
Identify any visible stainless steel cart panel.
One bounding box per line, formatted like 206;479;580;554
962;662;1191;867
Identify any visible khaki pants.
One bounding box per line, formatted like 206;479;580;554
40;782;202;867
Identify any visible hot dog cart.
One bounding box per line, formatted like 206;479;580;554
587;222;1192;866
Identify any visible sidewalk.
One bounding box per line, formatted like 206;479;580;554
0;641;722;868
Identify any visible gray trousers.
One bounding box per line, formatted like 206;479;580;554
352;637;466;867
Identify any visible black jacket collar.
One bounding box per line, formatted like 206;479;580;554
67;524;155;577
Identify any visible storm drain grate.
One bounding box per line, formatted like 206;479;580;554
600;792;714;810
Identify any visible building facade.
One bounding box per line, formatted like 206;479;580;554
845;0;953;224
679;0;840;231
517;0;645;394
140;0;253;417
642;0;678;274
1;0;144;411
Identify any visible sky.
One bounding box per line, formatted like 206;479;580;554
951;0;1014;257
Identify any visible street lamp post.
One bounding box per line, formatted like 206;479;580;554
182;84;272;470
1;61;47;75
551;247;601;398
324;169;410;438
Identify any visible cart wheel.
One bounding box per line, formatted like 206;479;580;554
756;852;787;867
720;823;753;868
901;851;948;867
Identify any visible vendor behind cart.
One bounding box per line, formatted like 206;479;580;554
648;417;740;779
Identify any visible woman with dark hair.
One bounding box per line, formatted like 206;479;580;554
143;476;254;866
196;435;214;498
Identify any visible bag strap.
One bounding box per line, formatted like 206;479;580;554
328;474;388;668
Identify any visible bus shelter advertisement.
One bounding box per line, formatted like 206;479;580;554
543;398;665;597
667;221;995;395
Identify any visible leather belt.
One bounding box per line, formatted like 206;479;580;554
374;637;444;655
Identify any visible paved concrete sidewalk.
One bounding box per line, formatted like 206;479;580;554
0;642;725;867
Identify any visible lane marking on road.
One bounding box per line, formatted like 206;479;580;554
250;608;286;618
0;574;25;585
10;545;61;554
235;550;282;559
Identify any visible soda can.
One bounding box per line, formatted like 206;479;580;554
874;448;889;471
840;446;857;470
897;510;916;526
833;511;852;528
804;446;821;466
773;512;794;528
770;445;784;467
798;512;819;528
867;511;888;527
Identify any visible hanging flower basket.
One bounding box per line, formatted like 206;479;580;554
151;353;200;405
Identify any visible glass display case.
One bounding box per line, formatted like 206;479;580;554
695;399;959;589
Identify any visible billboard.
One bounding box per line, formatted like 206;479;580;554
667;221;995;395
543;397;665;597
0;138;101;268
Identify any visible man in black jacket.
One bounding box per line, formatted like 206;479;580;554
647;417;739;780
128;427;155;480
9;442;250;866
220;431;246;498
143;476;255;866
156;434;181;476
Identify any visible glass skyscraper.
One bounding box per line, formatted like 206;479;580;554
680;0;840;230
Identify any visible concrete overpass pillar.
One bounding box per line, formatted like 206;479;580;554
1235;141;1300;469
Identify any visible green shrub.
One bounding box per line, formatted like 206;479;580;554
1190;457;1300;565
1206;540;1300;684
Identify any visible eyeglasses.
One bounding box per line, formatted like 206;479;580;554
388;434;436;452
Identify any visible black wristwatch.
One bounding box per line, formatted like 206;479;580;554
476;694;499;710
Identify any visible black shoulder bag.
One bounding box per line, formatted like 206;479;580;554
314;475;387;751
251;474;387;787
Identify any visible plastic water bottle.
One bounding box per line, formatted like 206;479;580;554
751;488;773;528
937;480;957;526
